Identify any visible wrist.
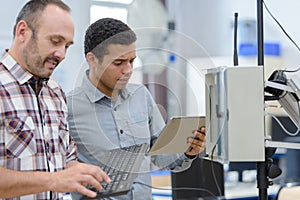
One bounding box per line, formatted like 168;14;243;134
184;153;197;159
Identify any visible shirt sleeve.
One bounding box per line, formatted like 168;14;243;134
60;89;78;164
65;133;78;164
150;145;197;172
145;88;196;172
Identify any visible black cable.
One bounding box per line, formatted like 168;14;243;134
134;181;221;199
209;154;223;197
264;95;280;101
263;0;300;73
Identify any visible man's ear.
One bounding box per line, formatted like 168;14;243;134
15;20;30;42
86;52;98;66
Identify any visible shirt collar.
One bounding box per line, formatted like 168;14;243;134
1;50;34;85
82;69;132;103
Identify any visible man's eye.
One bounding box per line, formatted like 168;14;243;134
52;39;60;45
114;61;122;65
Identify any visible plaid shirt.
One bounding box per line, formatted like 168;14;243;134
0;51;77;200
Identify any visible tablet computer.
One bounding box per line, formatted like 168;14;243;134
148;116;205;155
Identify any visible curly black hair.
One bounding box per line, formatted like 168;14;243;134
84;18;137;62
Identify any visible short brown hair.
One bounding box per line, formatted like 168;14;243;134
13;0;71;38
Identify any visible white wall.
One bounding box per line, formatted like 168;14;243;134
167;0;300;68
0;1;23;50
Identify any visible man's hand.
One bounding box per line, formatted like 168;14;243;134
185;126;206;156
49;161;111;198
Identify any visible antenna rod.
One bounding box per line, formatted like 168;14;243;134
257;0;264;66
233;12;239;66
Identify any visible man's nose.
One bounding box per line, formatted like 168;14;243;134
54;46;67;61
123;62;133;74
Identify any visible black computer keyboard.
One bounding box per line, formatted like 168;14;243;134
87;143;149;198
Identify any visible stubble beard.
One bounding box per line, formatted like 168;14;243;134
23;36;50;78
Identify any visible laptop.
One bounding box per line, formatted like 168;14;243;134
148;116;205;155
85;143;149;198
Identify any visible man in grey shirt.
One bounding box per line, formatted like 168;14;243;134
67;18;206;200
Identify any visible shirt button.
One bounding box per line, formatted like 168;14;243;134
120;129;124;134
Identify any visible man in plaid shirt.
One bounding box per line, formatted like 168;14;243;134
0;0;110;199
